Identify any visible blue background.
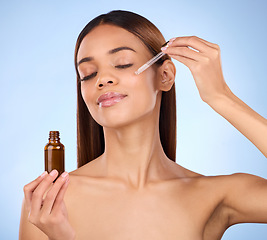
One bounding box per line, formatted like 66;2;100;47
0;0;266;239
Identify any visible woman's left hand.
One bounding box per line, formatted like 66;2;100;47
162;36;267;158
161;36;231;104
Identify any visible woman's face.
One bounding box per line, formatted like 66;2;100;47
77;24;162;128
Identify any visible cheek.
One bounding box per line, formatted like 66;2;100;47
130;70;158;109
81;83;91;103
80;83;97;114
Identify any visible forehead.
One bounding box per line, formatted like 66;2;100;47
77;24;149;61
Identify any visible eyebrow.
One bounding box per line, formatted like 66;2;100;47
77;46;136;66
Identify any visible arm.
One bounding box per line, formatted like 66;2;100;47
162;36;267;157
225;172;267;225
163;36;267;225
208;91;267;157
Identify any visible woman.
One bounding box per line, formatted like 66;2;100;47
19;10;267;240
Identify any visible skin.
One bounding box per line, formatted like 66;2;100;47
19;24;267;240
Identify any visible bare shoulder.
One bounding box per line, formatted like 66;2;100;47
65;158;117;199
197;172;267;240
164;163;244;240
68;156;103;178
215;172;267;225
67;158;100;184
174;162;261;189
197;171;267;197
187;174;236;240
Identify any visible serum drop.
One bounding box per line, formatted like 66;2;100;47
44;131;65;180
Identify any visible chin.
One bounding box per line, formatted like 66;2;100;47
88;98;158;129
94;110;138;129
95;109;157;131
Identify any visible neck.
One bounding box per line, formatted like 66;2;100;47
98;109;171;190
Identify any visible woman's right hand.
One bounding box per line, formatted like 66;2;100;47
23;170;76;240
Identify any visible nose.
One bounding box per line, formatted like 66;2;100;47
95;73;118;89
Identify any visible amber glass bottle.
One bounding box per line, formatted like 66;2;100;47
44;131;65;180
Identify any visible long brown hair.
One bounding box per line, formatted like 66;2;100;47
74;10;176;168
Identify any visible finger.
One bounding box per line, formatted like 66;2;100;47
169;36;210;53
167;54;197;70
194;36;219;50
41;172;69;215
30;170;59;216
23;171;48;210
52;177;70;215
162;46;201;62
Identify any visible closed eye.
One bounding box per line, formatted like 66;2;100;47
80;72;97;81
80;64;133;81
115;64;133;69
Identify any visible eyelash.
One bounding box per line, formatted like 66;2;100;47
80;64;133;81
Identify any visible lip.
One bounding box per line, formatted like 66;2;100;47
97;92;127;107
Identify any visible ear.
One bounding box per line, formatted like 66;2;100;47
156;59;176;92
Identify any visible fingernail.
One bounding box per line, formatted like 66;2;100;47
167;38;176;46
40;171;48;178
49;169;57;177
61;172;69;178
161;46;167;51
